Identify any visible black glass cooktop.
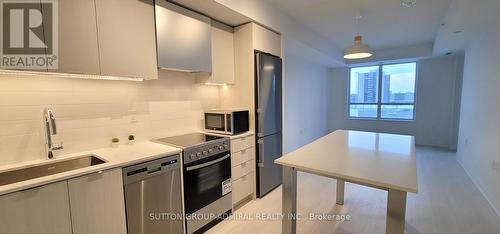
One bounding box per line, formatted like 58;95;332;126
155;133;223;148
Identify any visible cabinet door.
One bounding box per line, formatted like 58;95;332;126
252;23;281;57
211;24;235;84
50;0;100;74
155;0;212;73
68;169;127;234
0;182;72;234
95;0;158;80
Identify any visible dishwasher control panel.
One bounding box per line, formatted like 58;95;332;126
122;154;180;185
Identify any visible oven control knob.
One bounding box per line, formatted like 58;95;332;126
203;150;208;155
189;154;196;159
208;149;213;153
218;146;224;150
196;152;202;157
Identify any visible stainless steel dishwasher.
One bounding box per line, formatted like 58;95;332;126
123;154;183;234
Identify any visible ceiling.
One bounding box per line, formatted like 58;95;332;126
264;0;451;52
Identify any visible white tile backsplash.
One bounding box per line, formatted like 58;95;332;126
0;71;220;166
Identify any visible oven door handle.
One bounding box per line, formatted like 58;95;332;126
186;154;230;171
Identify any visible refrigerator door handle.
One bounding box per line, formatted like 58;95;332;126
255;54;265;137
257;139;264;167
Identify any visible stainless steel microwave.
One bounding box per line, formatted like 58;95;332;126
205;110;249;135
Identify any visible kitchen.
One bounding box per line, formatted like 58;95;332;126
1;0;500;234
0;0;283;233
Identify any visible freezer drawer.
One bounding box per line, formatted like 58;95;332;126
256;132;282;197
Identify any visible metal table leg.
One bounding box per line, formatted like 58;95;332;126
386;189;407;234
336;179;345;205
282;166;297;234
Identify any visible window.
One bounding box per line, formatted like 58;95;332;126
349;63;417;120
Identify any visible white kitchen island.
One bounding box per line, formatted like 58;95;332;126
275;130;418;234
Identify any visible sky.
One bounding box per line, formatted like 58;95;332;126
350;63;416;94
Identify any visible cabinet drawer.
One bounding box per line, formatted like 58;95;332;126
231;147;254;168
231;135;254;153
232;172;254;204
232;159;254;180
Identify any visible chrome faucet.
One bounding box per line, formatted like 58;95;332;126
43;108;64;159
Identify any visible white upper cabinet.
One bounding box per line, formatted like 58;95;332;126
68;169;127;234
196;23;235;84
54;0;100;75
155;0;212;73
0;181;72;234
252;24;281;57
95;0;158;80
211;23;235;84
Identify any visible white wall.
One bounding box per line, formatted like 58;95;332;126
282;38;330;153
214;0;342;67
215;0;335;153
0;71;219;166
328;55;464;149
457;23;500;216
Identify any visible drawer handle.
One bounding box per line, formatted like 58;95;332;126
241;137;246;141
241;149;246;153
242;162;246;167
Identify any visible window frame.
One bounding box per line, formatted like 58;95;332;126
347;62;418;121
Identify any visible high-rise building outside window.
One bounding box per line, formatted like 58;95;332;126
348;63;417;120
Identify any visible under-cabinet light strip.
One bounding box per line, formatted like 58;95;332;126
0;69;144;82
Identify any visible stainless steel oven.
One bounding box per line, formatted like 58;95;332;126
153;133;232;234
205;110;249;135
183;152;231;214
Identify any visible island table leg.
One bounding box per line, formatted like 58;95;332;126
336;179;345;205
282;166;297;234
386;189;407;234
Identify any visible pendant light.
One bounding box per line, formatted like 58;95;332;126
344;14;372;59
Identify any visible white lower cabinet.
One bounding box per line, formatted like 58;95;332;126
232;172;254;204
230;133;256;208
232;159;254;179
231;147;254;167
68;168;127;234
231;135;254;153
0;181;73;234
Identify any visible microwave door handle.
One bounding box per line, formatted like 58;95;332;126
231;113;234;134
225;114;229;133
186;154;230;171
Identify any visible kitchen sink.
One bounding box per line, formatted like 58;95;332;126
0;155;107;186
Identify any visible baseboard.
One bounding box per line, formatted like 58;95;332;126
457;158;500;218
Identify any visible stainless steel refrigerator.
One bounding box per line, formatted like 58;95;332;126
255;52;283;198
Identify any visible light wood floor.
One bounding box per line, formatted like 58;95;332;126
208;147;500;234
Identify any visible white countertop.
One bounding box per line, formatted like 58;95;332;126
0;141;181;196
275;130;418;193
